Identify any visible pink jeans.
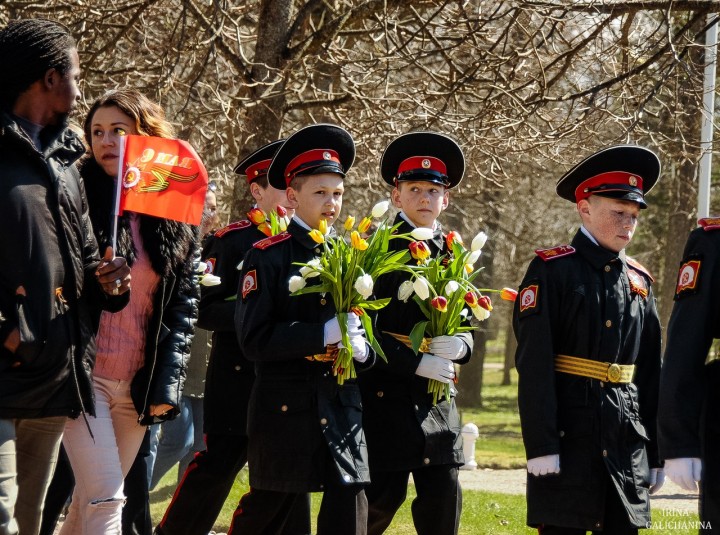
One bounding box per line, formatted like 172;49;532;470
60;376;146;535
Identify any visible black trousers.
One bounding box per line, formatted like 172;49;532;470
228;453;364;535
365;464;461;535
537;476;639;535
156;432;311;535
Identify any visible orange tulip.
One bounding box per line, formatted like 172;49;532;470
500;288;518;302
409;241;431;261
431;296;448;312
446;231;463;250
247;207;266;225
478;295;493;311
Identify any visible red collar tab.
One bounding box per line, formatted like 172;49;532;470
575;171;643;202
285;149;342;184
699;217;720;231
245;159;272;184
535;244;576;261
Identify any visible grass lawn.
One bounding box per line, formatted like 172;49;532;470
150;468;700;534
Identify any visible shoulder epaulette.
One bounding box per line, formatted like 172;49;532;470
698;217;720;231
534;245;576;261
253;231;291;250
626;256;654;282
214;220;252;238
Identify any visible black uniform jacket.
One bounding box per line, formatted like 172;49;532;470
236;219;374;493
659;225;720;525
0;115;127;419
199;219;263;435
359;214;471;472
513;229;661;530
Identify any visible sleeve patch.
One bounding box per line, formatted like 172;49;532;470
204;258;215;274
535;245;575;261
519;284;540;315
242;269;259;299
675;257;702;299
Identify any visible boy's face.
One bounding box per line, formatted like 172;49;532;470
287;173;344;229
578;195;640;253
392;181;449;228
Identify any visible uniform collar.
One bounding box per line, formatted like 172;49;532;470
571;228;626;270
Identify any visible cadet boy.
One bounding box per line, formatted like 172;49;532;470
234;124;374;535
156;141;310;534
513;145;664;534
659;218;720;532
359;132;473;535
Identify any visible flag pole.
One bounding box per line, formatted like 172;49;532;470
699;14;718;219
111;136;127;252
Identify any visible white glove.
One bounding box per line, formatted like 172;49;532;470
664;457;702;492
415;354;455;383
324;312;362;346
428;335;466;361
649;468;665;494
341;333;369;363
527;454;560;476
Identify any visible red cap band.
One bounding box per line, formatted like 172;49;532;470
397;156;447;177
245;159;272;184
285;149;342;184
574;171;643;202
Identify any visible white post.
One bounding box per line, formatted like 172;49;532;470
460;423;479;471
699;14;718;219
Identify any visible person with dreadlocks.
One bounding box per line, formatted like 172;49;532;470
0;18;130;535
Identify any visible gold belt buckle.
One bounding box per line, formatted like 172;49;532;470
607;363;622;383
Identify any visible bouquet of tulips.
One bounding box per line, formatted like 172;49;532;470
289;200;424;384
247;205;290;237
402;229;517;403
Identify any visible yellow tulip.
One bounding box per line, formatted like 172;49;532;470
318;218;328;235
357;217;372;234
344;216;356;231
309;229;325;244
351;231;369;251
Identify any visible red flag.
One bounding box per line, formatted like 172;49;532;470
117;135;208;225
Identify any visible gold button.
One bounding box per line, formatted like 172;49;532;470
602;449;608;457
320;298;327;305
599;381;604;388
559;430;565;437
595;522;601;528
377;391;384;398
423;458;430;465
605;320;612;328
281;404;288;412
414;405;419;411
604;265;611;272
320;418;328;425
234;365;241;371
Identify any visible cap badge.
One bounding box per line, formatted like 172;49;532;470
323;151;332;160
629;176;638;187
421;159;431;169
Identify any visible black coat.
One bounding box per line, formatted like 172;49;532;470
513;229;661;530
198;219;263;435
659;224;720;526
358;215;471;472
0;113;126;419
83;158;199;425
236;219;374;493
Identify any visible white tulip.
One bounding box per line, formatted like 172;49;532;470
460;308;470;319
471;231;488;252
371;200;390;218
410;227;434;240
288;275;306;293
471;304;490;321
444;280;459;296
413;276;430;300
196;262;208;274
354;273;374;299
299;265;320;279
467;250;481;266
398;280;414;302
199;274;221;287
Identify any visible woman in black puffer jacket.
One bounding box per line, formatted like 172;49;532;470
59;89;198;535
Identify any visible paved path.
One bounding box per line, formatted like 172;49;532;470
458;468;700;514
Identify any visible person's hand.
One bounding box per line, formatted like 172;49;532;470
664;458;702;492
323;312;362;346
429;335;466;361
341;333;369;363
527;454;560;476
415;354;455;383
96;247;131;296
649;468;665;494
149;403;174;417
